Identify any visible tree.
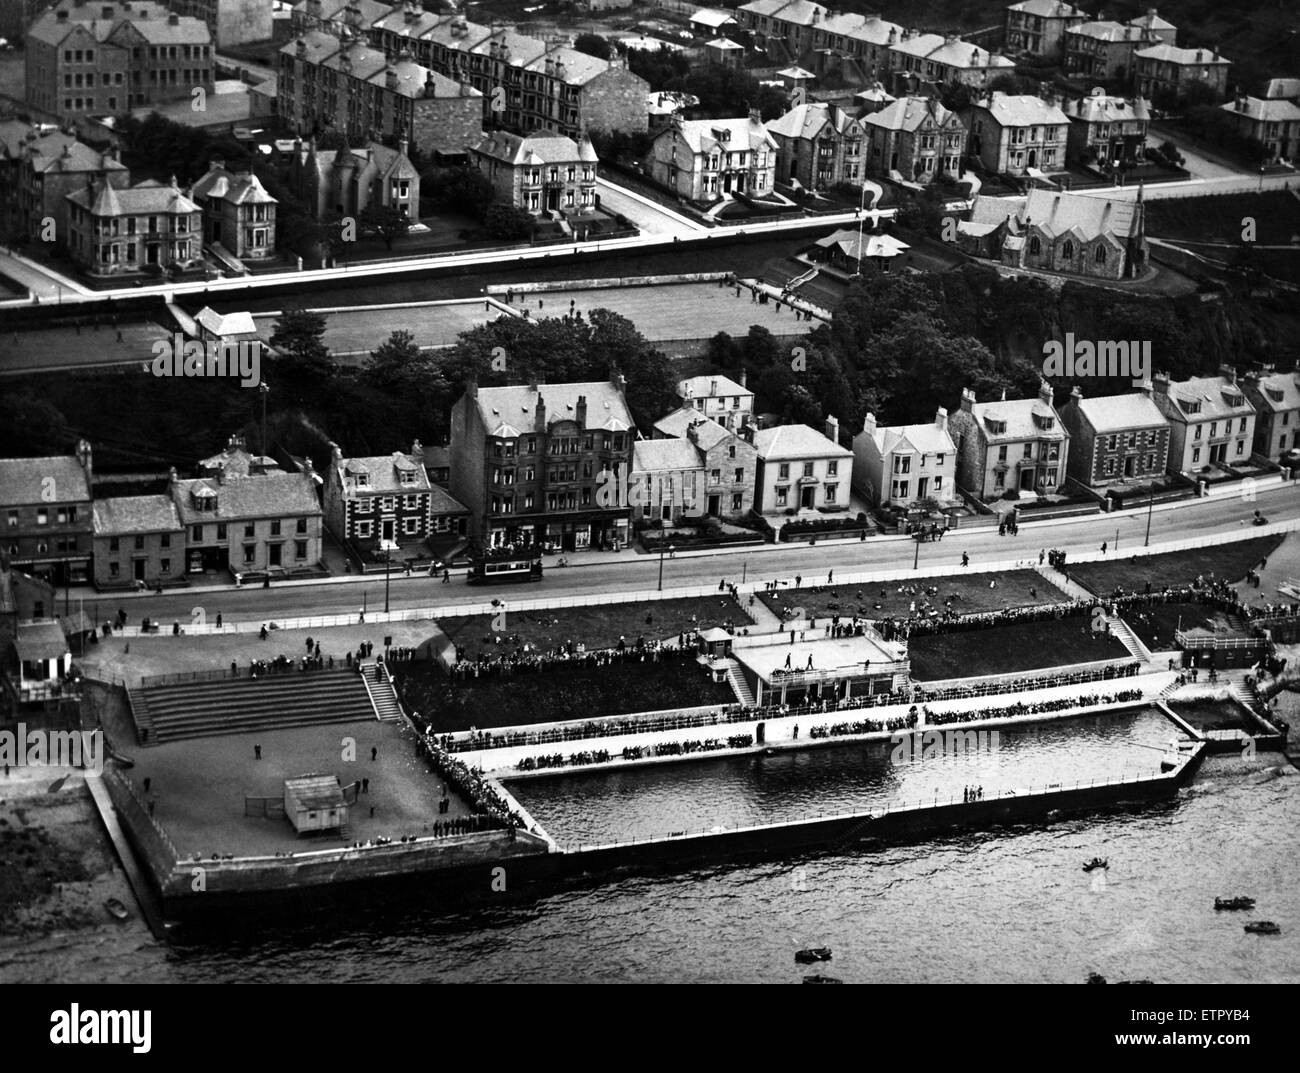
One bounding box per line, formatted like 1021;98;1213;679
626;46;691;91
269;309;335;384
364;329;424;392
359;204;412;249
425;165;495;218
574;33;612;60
706;330;741;368
0;391;70;457
484;202;534;240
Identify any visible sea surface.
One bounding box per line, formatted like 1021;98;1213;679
2;707;1297;984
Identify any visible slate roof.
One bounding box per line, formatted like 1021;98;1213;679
678;374;752;400
816;228;908;259
1127;10;1176;33
691;9;738;29
1007;0;1086;15
890;32;1013;70
194;307;258;336
865;420;956;457
0;456;90;506
818;13;902;45
338;451;432;496
1068;20;1148;44
766;102;862;140
472;382;633;436
428;486;469;514
864;96;956;133
173;472;321;524
1162;376;1256;422
0;123;126;176
92;495;182;535
66;178;200;217
1222;96;1300;123
1017;187;1141;241
13;621;68;663
654;405;706;438
1245;371;1300;413
1063;91;1150;125
752;424;851;460
190;164;277;206
633;438;704;472
667;116;777;154
1071;393;1167;432
971;92;1069;127
970;396;1065;441
738;0;826;26
471;130;595;166
1134;43;1228;65
29;2;210;47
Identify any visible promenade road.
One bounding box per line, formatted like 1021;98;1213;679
67;480;1300;627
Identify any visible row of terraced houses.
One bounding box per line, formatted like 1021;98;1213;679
5;365;1297;588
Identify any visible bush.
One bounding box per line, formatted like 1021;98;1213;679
484;203;534;241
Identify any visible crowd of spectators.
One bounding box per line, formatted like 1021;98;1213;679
914;662;1141;703
415;733;526;829
443;637;691;681
809;712;918;740
925;688;1144;727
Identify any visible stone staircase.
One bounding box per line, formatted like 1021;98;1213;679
1106;615;1153;664
723;660;756;706
363;661;405;723
1036;563;1095;602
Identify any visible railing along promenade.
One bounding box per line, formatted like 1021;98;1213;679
96;517;1300;639
571;764;1185;854
445;662;1145;754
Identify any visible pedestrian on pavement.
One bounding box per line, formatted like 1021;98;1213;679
216;613;222;628
359;609;366;624
255;744;262;760
1101;541;1108;554
1039;549;1045;565
362;777;369;794
827;570;833;583
961;552;969;567
371;746;378;762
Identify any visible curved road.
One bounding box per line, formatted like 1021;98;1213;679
75;482;1300;626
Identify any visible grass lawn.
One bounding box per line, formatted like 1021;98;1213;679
438;595;752;660
908;618;1130;682
1120;601;1249;651
757;569;1067;623
1067;535;1284;597
396;659;735;731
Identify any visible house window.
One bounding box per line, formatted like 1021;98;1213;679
776;487;788;506
1236;441;1245;455
803;462;814;477
732;493;743;511
270;520;282;536
161;533;170;548
244;523;255;538
161;558;170;574
295;540;307;559
37;509;48;525
109;562;120;578
134;535;145;550
109;537;120;551
217;524;227;541
243;545;256;564
825;484;838;503
5;511;15;528
998;446;1008;461
403;517;420;535
778;463;790;480
827;460;838;476
357;521;373;538
192;525;204;542
1192;447;1201;463
297;518;307;534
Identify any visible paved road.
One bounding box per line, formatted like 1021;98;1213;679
67;482;1300;627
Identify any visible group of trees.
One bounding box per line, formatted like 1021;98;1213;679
421;165;534;240
625;46;788;121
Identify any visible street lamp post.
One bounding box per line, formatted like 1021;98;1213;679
913;530;921;570
657;539;666;592
258;380;269;459
1144;487;1154;546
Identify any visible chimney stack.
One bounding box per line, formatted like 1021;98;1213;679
1038;379;1053;405
935;407;947;431
959;387;976;413
825;414;840;444
862;412;877;436
1219;364;1237;385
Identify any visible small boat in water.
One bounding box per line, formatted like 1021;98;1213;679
1215;896;1256;911
104;898;130;921
803;974;842;984
1244;921;1281;935
1082;857;1108;873
795;947;832;964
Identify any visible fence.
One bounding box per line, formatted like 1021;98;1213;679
103;768;178;879
573;765;1178;853
916;659;1141;698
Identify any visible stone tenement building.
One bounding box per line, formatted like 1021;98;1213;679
863;96;966;184
0;441;94;585
188;160;277;262
25;1;213;119
167;0;271;48
1057;387;1170;489
1003;0;1086;59
0;120;128;246
291;1;650;139
449;377;636;552
1134;44;1230;103
647;113;778;202
1220;93;1300;164
64;176;203;276
765;101;868;189
964;92;1070;176
278;30;483;157
948;382;1068;501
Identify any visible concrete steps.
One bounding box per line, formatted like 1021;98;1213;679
725;661;756;706
1036;563;1094;601
134;670;375;744
1107;615;1153;664
365;662;405;722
